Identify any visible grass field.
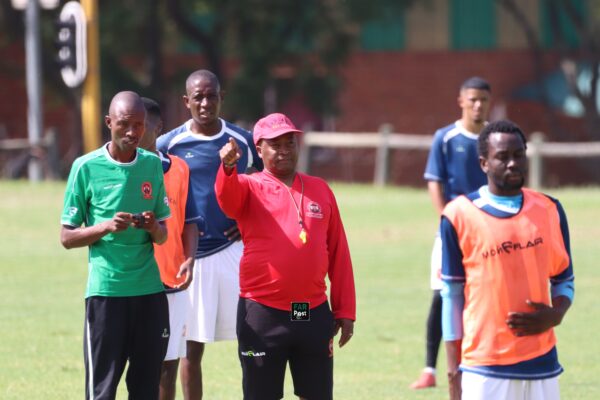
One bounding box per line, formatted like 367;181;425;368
1;180;599;399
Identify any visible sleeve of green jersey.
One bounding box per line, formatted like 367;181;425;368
154;161;171;221
61;159;87;227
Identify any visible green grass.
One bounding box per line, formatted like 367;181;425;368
1;180;599;399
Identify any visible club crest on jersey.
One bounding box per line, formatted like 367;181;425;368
306;202;323;219
141;182;153;199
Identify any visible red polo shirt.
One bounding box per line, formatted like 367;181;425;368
215;166;356;321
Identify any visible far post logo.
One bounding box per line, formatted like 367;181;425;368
291;302;310;321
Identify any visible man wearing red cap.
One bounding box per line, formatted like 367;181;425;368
215;113;356;400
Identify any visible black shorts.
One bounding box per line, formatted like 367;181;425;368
84;292;169;400
237;298;335;400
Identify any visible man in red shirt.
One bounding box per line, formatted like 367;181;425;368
215;113;356;400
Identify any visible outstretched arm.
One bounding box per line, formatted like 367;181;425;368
220;137;242;174
215;138;250;219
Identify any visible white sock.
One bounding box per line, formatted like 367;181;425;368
423;367;436;375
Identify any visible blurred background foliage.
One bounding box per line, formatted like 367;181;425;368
1;0;600;184
0;0;416;121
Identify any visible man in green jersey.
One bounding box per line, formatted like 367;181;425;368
60;91;172;400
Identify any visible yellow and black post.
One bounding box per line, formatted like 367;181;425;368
81;0;101;152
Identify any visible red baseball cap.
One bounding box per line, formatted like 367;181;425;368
253;113;303;145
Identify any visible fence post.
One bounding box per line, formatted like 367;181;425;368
298;123;314;174
374;123;392;186
298;133;310;174
528;131;544;190
45;127;60;179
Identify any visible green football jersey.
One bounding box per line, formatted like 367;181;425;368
61;145;171;297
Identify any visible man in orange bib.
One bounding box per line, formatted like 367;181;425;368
139;97;201;400
441;120;574;400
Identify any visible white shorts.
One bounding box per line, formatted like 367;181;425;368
430;234;442;290
461;371;560;400
186;241;242;343
164;289;191;361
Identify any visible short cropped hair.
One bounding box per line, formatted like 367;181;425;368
186;69;221;93
141;97;161;119
478;120;527;158
460;76;491;93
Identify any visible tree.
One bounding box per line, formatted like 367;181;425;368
99;0;164;105
165;0;416;121
0;0;414;171
556;0;600;138
498;0;600;141
2;0;417;123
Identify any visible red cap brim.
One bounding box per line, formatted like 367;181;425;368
253;128;303;145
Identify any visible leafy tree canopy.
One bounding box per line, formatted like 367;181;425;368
107;0;415;121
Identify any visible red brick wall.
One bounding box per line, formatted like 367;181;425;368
336;49;571;135
315;49;593;187
0;43;28;139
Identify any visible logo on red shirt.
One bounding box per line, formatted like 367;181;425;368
306;202;323;219
141;182;153;199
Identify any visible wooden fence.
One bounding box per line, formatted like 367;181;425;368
298;125;600;189
2;126;599;185
0;128;60;179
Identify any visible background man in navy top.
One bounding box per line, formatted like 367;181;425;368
410;77;492;389
157;69;262;399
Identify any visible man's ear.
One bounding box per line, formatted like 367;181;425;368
256;141;263;159
220;90;226;102
183;95;190;109
104;115;112;129
479;156;488;173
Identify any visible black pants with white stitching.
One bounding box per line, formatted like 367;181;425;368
83;293;169;400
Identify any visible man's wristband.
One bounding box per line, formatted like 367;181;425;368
224;162;236;168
